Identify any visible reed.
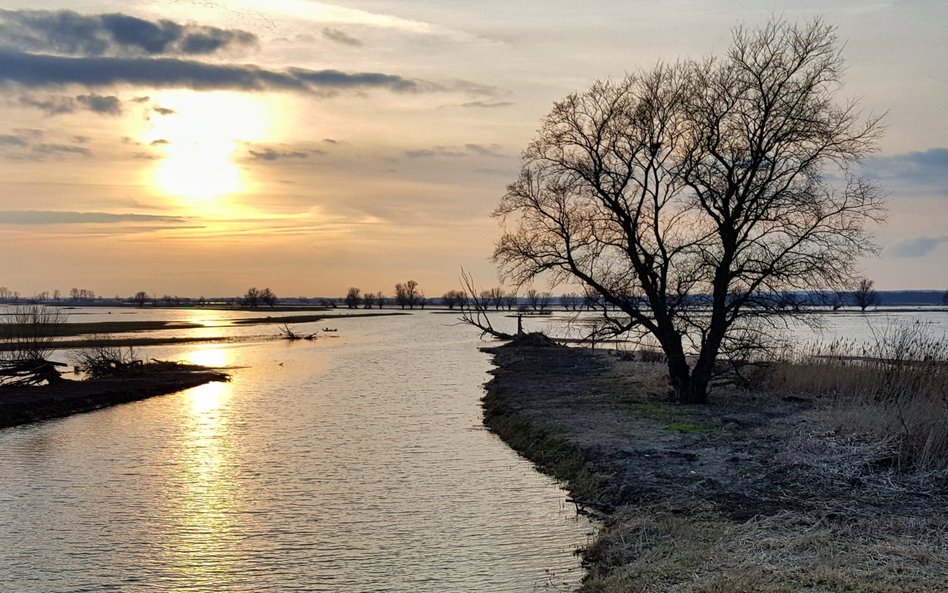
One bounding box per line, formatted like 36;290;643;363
764;324;948;470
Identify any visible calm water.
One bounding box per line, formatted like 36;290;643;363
0;312;593;592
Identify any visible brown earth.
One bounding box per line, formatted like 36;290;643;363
482;336;948;592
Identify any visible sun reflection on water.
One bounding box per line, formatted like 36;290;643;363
162;356;243;584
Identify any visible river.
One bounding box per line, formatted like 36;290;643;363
0;311;593;592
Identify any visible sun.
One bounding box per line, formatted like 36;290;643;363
143;91;269;204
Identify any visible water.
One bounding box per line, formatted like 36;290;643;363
0;312;593;592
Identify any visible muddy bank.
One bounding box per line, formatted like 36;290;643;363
483;337;948;592
0;363;229;429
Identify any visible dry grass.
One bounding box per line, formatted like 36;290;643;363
582;502;948;593
764;325;948;471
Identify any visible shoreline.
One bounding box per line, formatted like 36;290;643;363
482;336;948;591
0;363;229;429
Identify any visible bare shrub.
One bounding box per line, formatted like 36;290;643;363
74;336;142;377
0;305;68;385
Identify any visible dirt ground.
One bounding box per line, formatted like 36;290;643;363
482;337;948;592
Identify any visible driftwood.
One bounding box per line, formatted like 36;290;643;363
0;358;68;386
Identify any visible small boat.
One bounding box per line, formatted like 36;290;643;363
322;327;338;332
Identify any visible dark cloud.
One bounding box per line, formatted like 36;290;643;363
0;50;423;95
76;93;121;115
0;210;186;225
153;106;175;115
864;148;948;196
888;235;948;258
149;139;169;146
248;149;311;161
17;92;121;115
0;9;258;57
322;27;363;47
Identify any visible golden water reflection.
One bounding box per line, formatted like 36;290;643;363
162;352;243;587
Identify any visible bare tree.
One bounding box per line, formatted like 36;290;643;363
374;292;385;309
853;278;880;312
132;291;149;307
494;19;884;403
362;291;376;309
260;288;277;308
345;287;362;309
442;290;463;309
394;283;408;309
242;287;260;308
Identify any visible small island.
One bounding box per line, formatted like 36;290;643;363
0;360;229;429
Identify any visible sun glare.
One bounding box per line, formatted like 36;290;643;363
144;91;269;204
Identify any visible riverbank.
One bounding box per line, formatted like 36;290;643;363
0;362;229;429
482;336;948;592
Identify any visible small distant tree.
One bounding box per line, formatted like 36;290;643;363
502;291;518;311
487;287;505;310
243;287;260;308
133;291;149;307
362;292;376;309
442;290;461;309
405;280;420;309
345;287;362;309
375;292;385;309
853;278;880;312
260;288;277;308
394;283;408;309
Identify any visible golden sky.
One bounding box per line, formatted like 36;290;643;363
0;1;946;297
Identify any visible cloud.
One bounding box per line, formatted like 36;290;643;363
0;134;27;147
888;235;948;258
322;27;363;47
153;106;175;115
864;147;948;196
0;50;425;95
405;144;504;159
32;143;91;156
0;210;184;225
76;93;121;115
17;92;122;115
0;131;91;160
0;9;257;57
458;100;514;109
248;148;311;161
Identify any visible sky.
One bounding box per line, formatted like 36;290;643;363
0;0;945;298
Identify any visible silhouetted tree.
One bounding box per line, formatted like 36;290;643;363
362;292;376;309
243;287;260;308
345;287;362;309
442;290;464;309
132;291;148;307
494;19;884;403
853;278;880;312
260;288;277;308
